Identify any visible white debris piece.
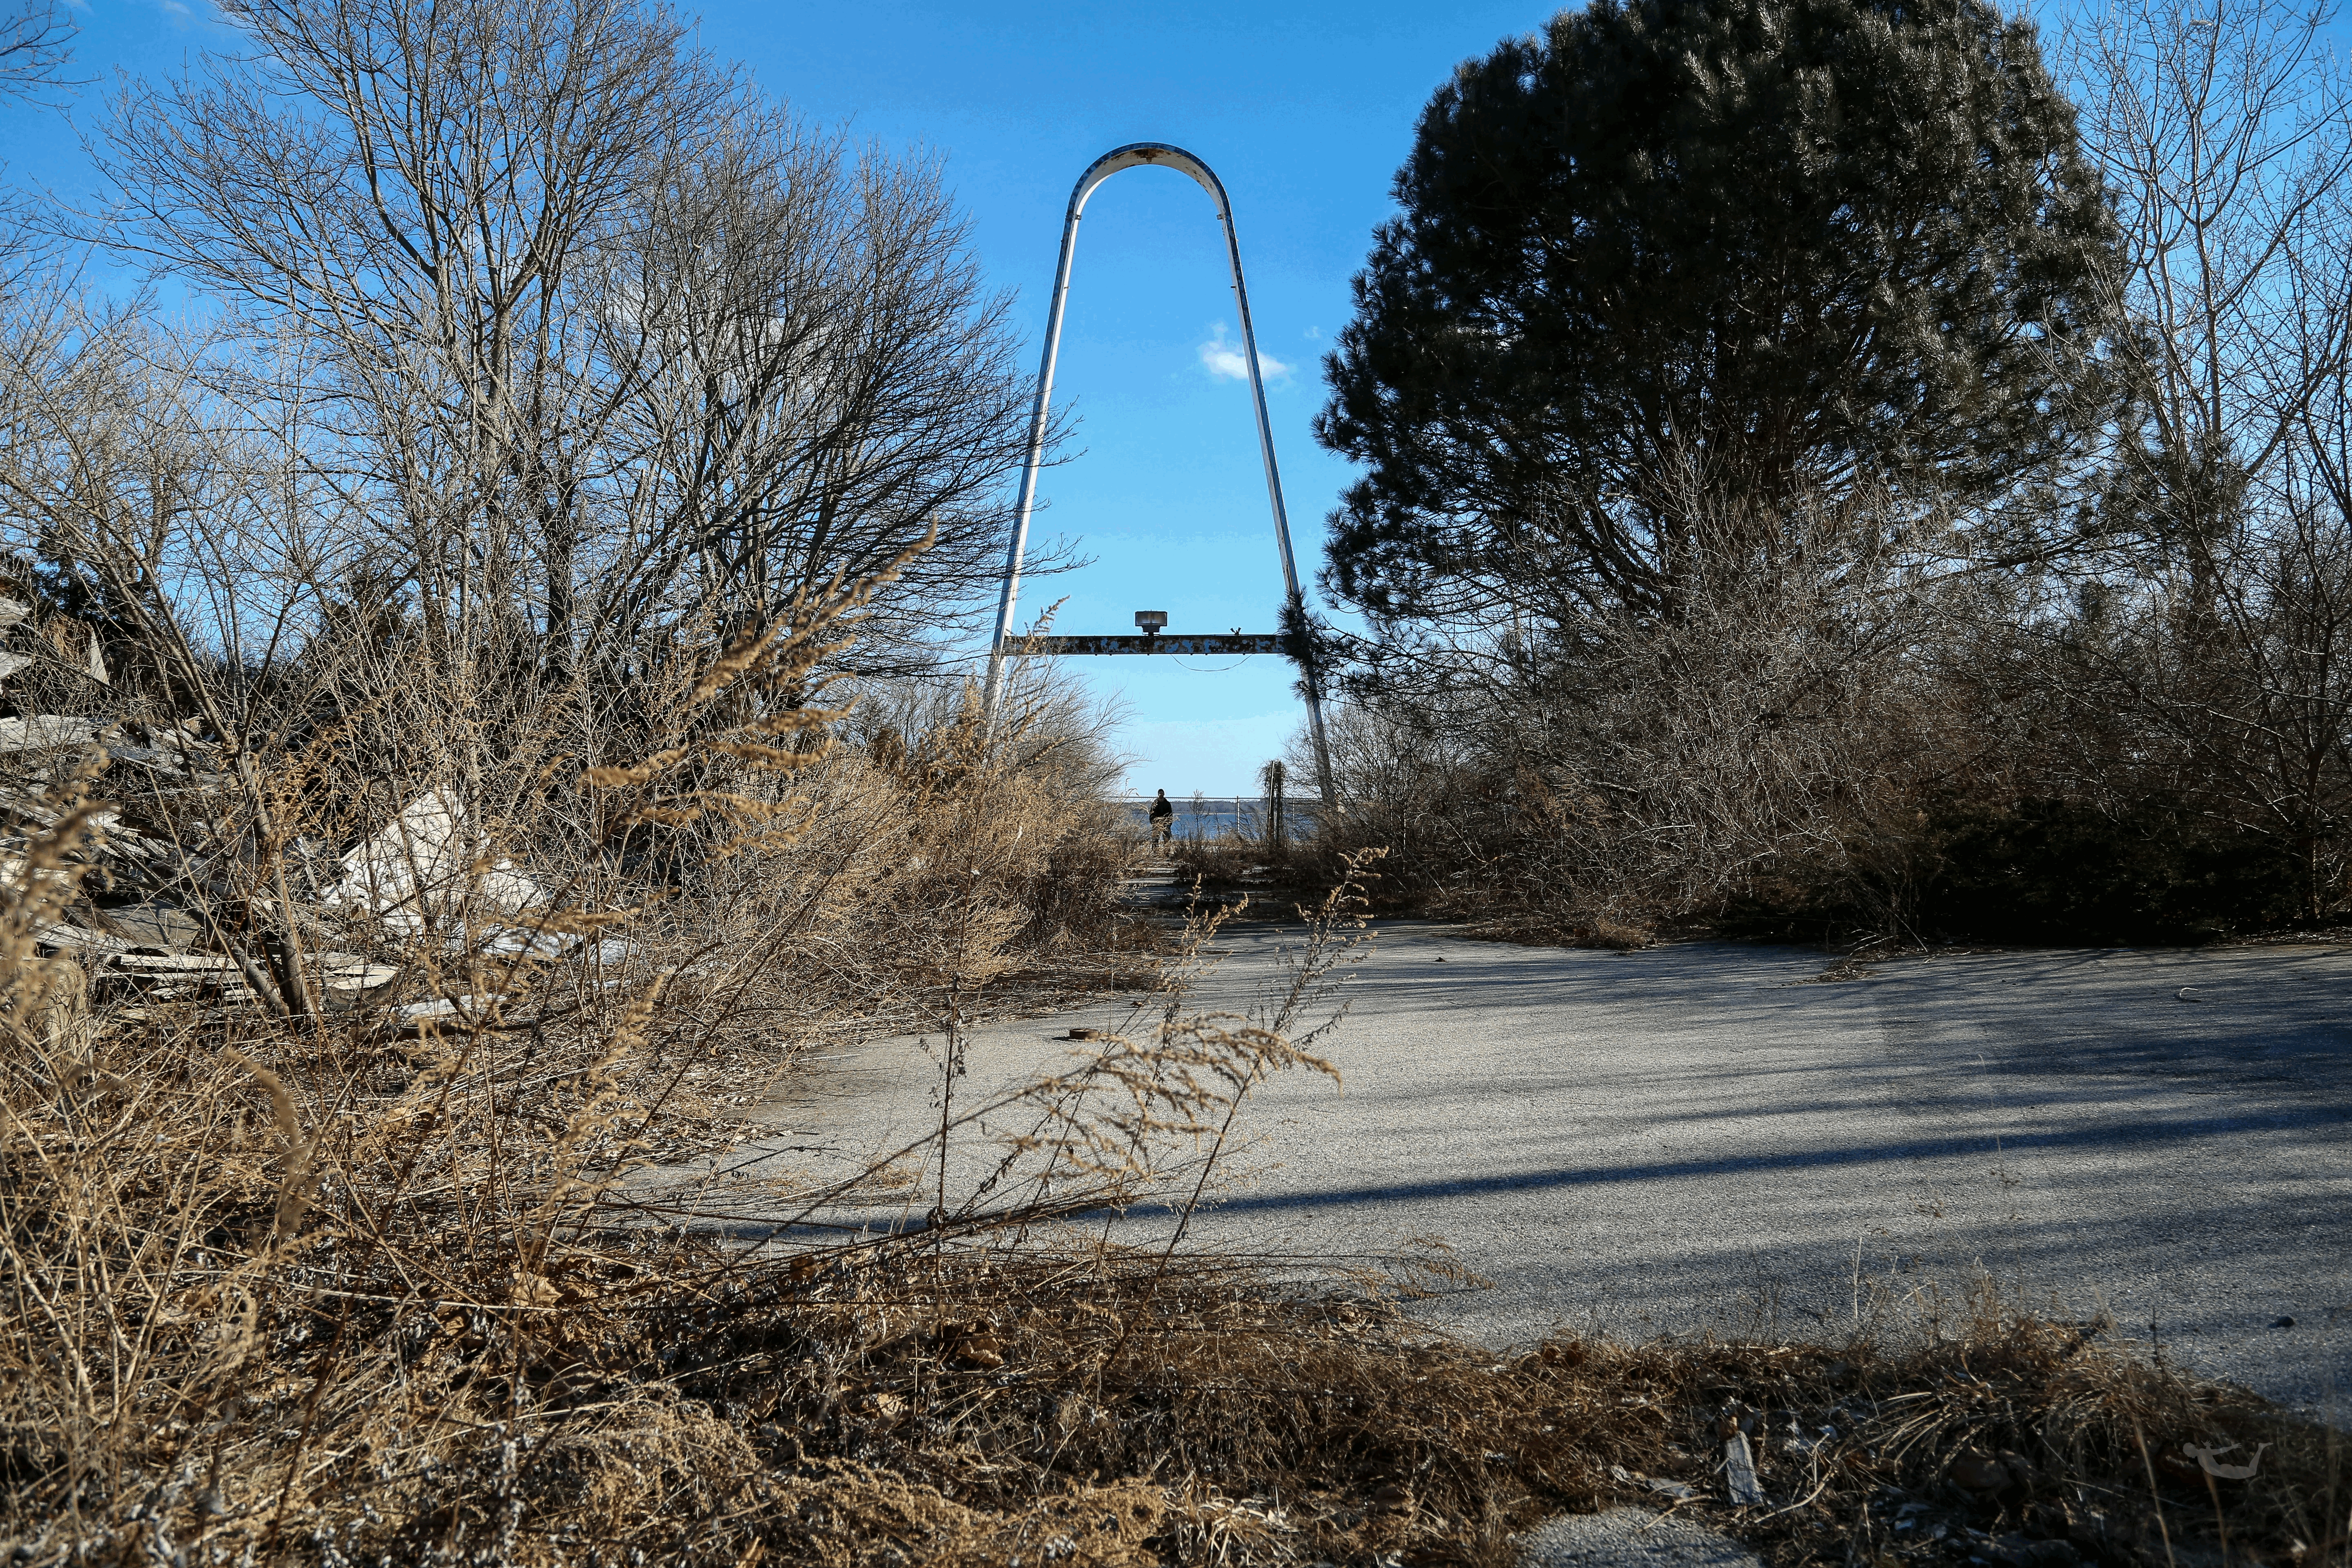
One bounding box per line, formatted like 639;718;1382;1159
1723;1432;1763;1505
85;629;107;686
0;598;29;630
320;959;400;991
468;925;580;960
321;790;546;929
111;951;241;975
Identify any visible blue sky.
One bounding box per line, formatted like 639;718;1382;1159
721;2;1544;794
0;0;1545;795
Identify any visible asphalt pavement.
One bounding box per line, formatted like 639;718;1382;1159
710;920;2351;1423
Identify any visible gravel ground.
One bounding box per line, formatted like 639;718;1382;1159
1516;1508;1763;1568
706;921;2352;1423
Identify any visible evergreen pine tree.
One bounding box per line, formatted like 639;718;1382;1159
1314;0;2117;627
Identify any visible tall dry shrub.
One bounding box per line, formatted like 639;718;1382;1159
0;557;1160;1562
1301;470;2002;943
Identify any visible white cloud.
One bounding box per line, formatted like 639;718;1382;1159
1196;323;1288;383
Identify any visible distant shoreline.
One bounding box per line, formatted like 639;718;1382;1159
1108;795;1320;842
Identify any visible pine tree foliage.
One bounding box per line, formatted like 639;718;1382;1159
1314;0;2118;627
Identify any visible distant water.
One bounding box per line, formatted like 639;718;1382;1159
1111;796;1320;843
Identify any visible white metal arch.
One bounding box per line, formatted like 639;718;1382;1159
979;142;1337;810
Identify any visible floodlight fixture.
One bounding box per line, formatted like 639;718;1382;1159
1134;610;1168;633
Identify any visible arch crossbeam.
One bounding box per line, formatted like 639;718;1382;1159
979;142;1337;810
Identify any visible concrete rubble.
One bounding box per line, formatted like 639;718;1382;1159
0;708;603;1024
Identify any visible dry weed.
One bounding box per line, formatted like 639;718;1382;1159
0;595;2338;1568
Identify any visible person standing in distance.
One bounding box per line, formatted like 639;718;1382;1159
1148;789;1174;855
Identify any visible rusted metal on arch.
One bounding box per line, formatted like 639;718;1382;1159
1002;633;1285;657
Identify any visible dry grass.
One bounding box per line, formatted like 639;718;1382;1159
644;1261;2349;1568
0;572;1152;1564
0;599;2341;1568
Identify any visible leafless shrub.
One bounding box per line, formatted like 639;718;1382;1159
1301;461;2005;944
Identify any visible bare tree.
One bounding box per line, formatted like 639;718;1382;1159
2068;0;2352;579
93;0;1042;725
2039;0;2352;918
588;118;1048;674
0;278;382;1014
0;1;74;102
0;1;81;286
98;0;728;692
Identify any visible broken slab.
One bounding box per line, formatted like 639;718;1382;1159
96;903;204;950
1722;1433;1763;1505
109;951;242;976
0;716;105;752
316;952;399;988
467;924;597;960
35;922;129;956
1518;1509;1762;1568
